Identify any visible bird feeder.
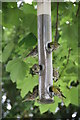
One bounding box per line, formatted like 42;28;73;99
37;0;54;103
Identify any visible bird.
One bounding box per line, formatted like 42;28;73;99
47;85;66;100
30;64;59;80
26;46;38;58
47;41;60;51
24;46;38;61
30;64;40;76
22;85;38;102
53;68;59;82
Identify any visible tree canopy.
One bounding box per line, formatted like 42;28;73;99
2;1;80;119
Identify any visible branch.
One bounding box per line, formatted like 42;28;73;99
59;48;72;78
76;2;80;17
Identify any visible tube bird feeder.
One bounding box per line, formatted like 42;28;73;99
37;0;53;103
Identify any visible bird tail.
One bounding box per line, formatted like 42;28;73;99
61;94;66;99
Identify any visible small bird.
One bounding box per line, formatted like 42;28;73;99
48;41;60;51
53;68;59;82
30;64;40;76
26;46;38;58
24;46;38;61
22;85;38;102
47;85;66;100
71;80;79;87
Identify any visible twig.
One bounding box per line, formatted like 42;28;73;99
76;2;80;17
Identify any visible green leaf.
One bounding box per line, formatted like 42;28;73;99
17;33;37;57
2;41;14;63
60;86;71;107
6;58;27;82
50;96;61;113
35;96;61;114
22;14;37;37
19;33;37;49
16;75;38;98
2;7;22;27
61;23;78;50
60;85;79;106
65;66;78;75
21;3;37;15
70;86;79;106
24;56;38;67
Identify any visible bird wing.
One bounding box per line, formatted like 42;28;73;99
53;86;66;98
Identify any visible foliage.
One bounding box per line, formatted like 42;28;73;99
2;1;80;118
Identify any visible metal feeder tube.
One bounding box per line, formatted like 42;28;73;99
37;1;53;103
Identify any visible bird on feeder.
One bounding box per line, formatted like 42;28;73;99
46;41;60;53
30;64;59;82
30;64;40;76
47;85;66;100
53;68;59;82
48;41;60;51
30;64;43;76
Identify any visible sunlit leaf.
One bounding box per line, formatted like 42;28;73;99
6;58;27;82
2;41;14;63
